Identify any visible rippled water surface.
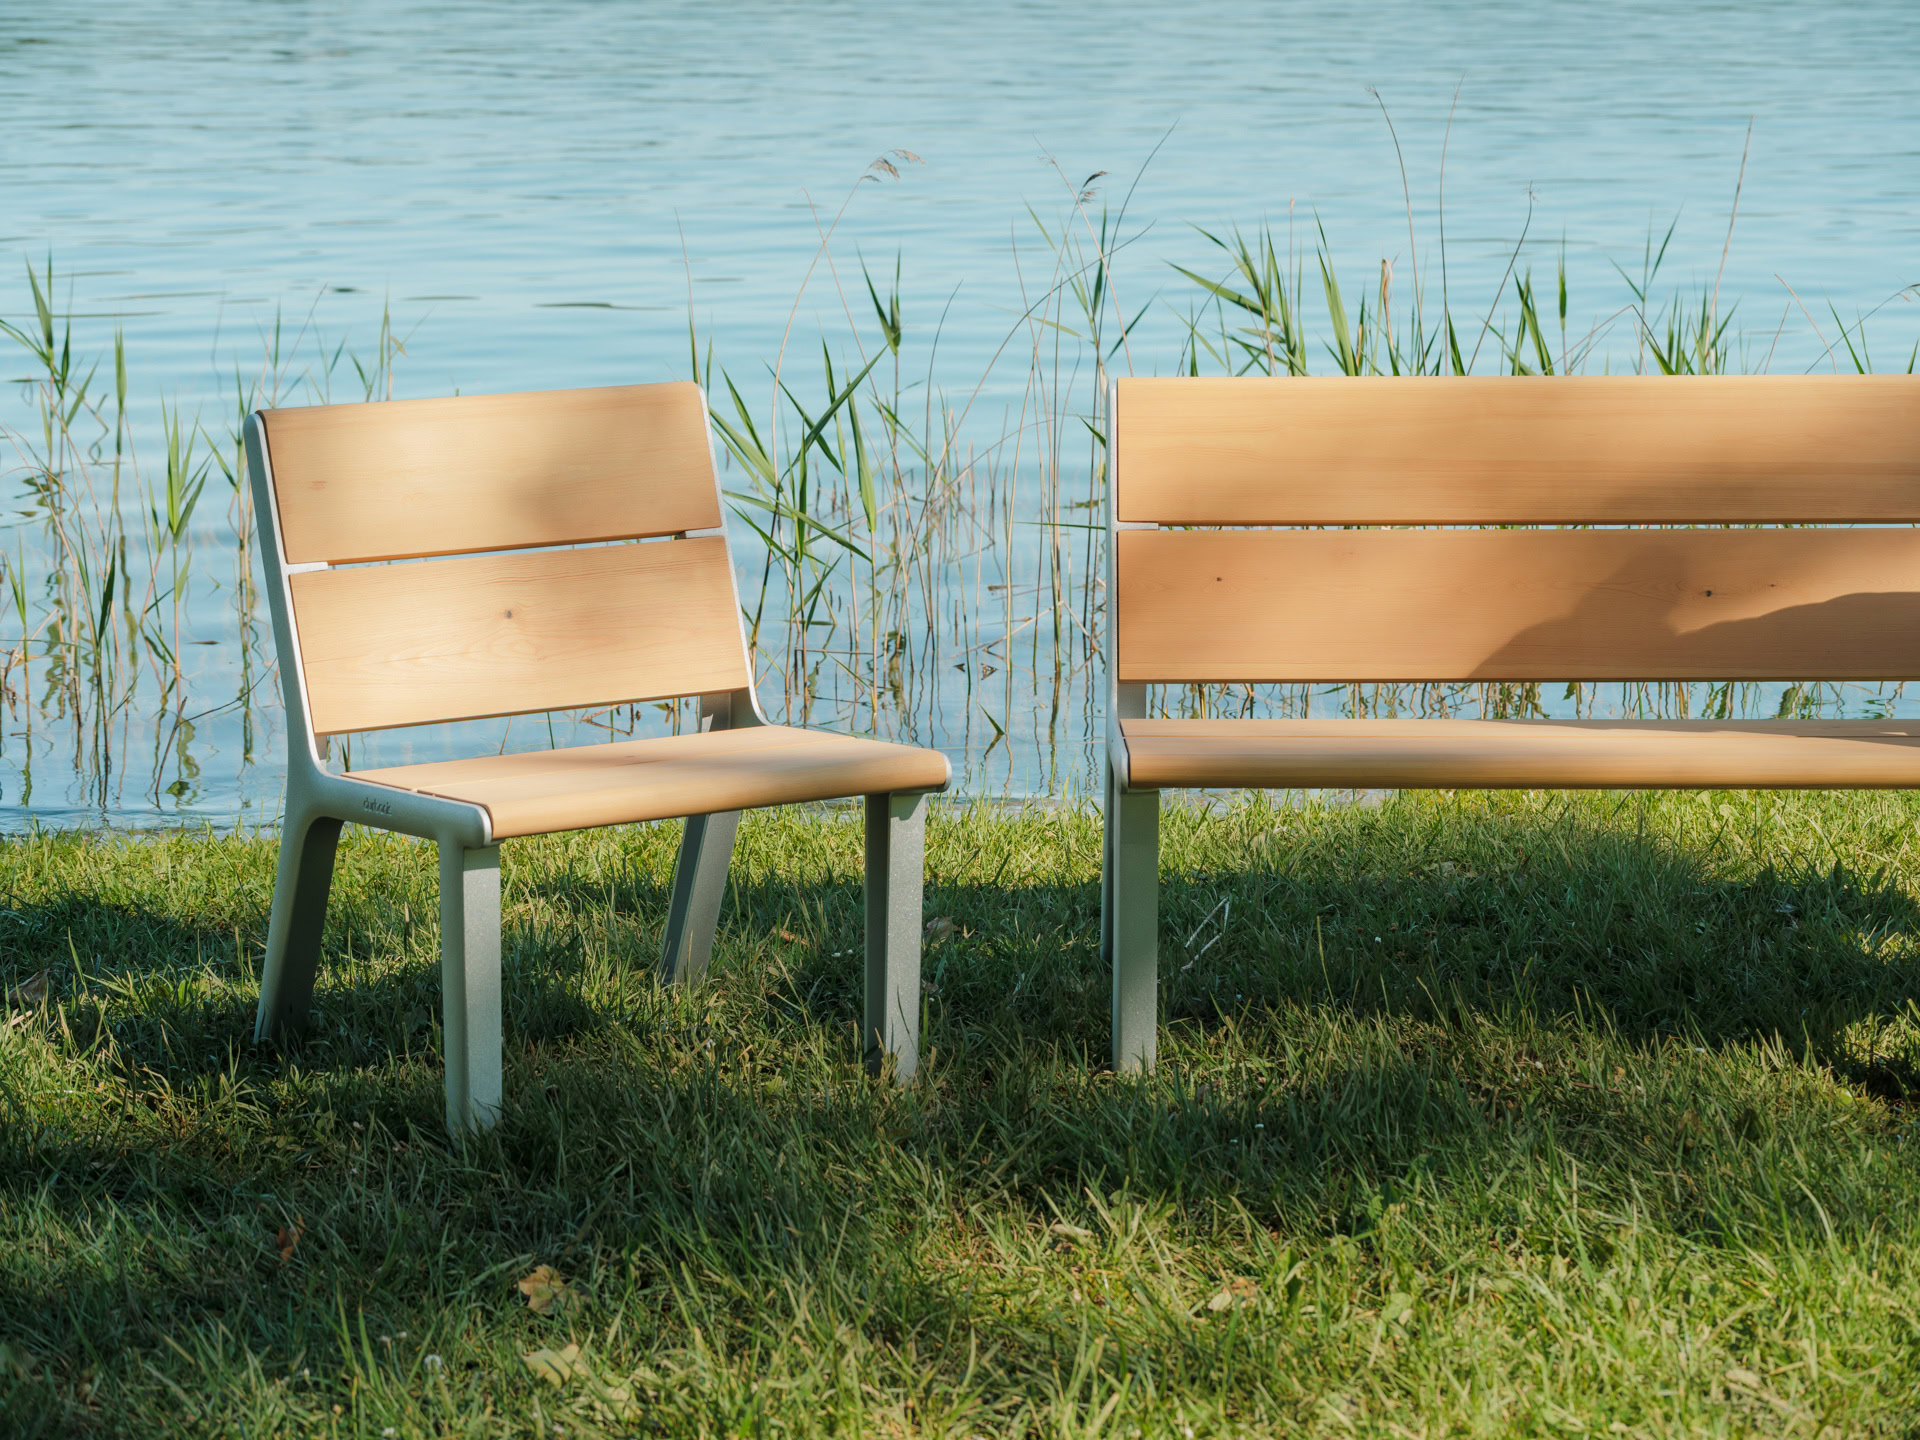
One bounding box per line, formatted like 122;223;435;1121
3;1;1917;827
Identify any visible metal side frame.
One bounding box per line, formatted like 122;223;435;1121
1100;379;1162;1073
247;413;503;1135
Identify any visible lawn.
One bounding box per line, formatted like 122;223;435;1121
3;790;1919;1437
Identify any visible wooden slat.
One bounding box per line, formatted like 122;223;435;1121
352;725;952;837
1120;718;1920;790
263;382;721;564
1115;375;1920;524
1116;528;1920;683
291;538;748;734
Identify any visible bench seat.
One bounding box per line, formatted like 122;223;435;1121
1120;718;1920;791
351;725;952;839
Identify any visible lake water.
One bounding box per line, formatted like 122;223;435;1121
4;0;1918;829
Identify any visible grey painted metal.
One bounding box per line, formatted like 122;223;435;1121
439;843;503;1134
658;808;740;984
658;689;758;983
864;791;926;1082
1100;378;1163;1070
1107;769;1160;1072
254;812;343;1038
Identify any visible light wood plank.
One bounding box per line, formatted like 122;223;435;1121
292;537;748;734
352;725;952;837
1115;376;1920;524
1116;528;1920;683
263;382;721;564
1121;717;1920;790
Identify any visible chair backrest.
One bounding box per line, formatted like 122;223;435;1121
1109;375;1920;685
253;382;750;736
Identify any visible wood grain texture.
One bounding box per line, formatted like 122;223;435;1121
262;382;721;564
1120;718;1920;790
291;537;749;734
1116;528;1920;683
1115;375;1920;524
352;725;952;837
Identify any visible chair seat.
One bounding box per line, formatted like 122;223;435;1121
352;725;951;838
1120;718;1920;791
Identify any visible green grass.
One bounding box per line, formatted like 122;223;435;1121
4;791;1920;1437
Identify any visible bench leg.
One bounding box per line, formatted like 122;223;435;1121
1105;764;1160;1073
659;810;741;985
865;791;925;1083
439;842;503;1135
254;809;343;1041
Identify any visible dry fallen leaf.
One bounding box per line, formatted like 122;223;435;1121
518;1264;578;1317
522;1342;585;1385
774;928;807;944
5;970;49;1025
1205;1276;1258;1312
275;1218;304;1263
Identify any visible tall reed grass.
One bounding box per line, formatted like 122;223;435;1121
3;157;1915;814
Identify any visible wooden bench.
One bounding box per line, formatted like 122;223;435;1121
247;382;950;1132
1101;374;1920;1070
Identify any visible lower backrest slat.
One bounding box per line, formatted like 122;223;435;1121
291;537;749;734
1117;528;1920;683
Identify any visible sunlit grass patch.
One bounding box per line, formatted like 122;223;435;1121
3;793;1920;1435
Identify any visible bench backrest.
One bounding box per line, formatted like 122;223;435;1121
251;382;750;736
1109;375;1920;686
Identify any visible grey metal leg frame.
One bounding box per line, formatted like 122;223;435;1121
254;811;344;1040
659;809;742;985
865;791;925;1082
1104;760;1160;1073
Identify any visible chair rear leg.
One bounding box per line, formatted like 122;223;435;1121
1107;768;1160;1073
254;810;344;1041
659;810;741;985
864;791;926;1083
439;842;503;1135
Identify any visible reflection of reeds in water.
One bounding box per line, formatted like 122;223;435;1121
3;155;1916;808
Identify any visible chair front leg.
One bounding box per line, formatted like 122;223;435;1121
659;810;741;985
1106;764;1160;1073
254;807;344;1041
439;842;503;1135
864;791;926;1083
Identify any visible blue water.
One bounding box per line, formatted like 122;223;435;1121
3;0;1918;827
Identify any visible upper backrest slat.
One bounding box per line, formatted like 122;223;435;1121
1116;375;1920;525
262;382;722;564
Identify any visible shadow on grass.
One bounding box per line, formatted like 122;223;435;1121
9;798;1920;1435
6;802;1920;1102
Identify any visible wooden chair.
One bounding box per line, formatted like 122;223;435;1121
1102;374;1920;1070
247;382;950;1132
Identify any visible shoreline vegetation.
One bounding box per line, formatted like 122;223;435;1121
3;154;1918;821
3;791;1919;1432
3;163;1920;1435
